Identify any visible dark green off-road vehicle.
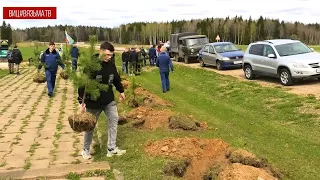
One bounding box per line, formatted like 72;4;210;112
169;32;208;63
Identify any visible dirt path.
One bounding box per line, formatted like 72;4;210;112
0;67;96;175
173;61;320;98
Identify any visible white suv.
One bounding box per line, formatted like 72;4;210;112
243;39;320;85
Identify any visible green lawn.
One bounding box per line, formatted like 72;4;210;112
18;46;47;61
18;46;88;61
90;54;320;180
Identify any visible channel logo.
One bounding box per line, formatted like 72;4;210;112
3;7;57;19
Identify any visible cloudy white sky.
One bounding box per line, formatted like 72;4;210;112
1;0;319;29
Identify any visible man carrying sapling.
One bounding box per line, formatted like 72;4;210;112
78;41;126;160
38;42;65;97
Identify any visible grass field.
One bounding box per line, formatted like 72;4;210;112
6;44;320;179
78;54;320;180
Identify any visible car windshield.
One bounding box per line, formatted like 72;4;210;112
0;45;8;50
275;42;312;56
186;38;209;46
214;44;239;53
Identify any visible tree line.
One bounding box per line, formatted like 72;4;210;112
1;15;320;45
1;21;13;45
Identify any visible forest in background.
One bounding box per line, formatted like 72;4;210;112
1;15;320;45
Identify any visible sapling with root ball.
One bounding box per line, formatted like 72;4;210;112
60;44;72;80
32;45;46;83
67;35;109;132
127;77;139;107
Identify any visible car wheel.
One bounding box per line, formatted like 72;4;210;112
216;61;222;70
244;64;255;79
184;56;189;64
279;68;293;86
174;54;179;62
200;60;205;67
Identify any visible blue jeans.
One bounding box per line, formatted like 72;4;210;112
160;72;170;91
149;57;155;66
45;70;57;94
72;58;78;71
122;62;128;74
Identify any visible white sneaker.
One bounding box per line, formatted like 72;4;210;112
107;147;126;157
81;149;92;160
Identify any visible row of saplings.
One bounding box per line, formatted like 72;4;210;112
115;68;281;179
119;74;207;131
114;75;282;179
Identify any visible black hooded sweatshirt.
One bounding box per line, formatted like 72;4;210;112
78;54;124;109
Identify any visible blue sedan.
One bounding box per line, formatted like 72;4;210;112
198;42;244;70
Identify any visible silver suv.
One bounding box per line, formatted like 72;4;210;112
243;39;320;85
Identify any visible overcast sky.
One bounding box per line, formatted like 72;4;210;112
1;0;319;29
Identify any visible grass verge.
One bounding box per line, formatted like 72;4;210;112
90;57;320;180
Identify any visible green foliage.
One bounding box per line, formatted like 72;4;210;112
1;21;13;46
61;44;72;76
31;45;44;69
131;77;137;100
69;35;108;103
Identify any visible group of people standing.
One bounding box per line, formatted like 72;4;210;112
121;41;174;93
121;46;147;76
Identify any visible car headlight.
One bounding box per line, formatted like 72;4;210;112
191;49;194;52
222;57;230;60
292;63;308;68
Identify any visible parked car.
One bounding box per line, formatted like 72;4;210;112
198;42;244;70
243;39;320;86
0;40;9;61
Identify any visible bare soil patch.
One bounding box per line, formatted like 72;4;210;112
121;79;130;89
145;138;280;180
123;107;207;131
134;87;172;107
125;107;173;130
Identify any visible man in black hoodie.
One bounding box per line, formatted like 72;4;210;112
78;42;126;160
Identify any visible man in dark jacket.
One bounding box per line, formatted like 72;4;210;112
140;47;147;66
135;48;143;75
78;41;126;160
121;48;129;74
156;46;174;93
38;42;65;97
70;43;79;71
128;47;138;76
11;46;23;74
7;48;14;74
148;45;157;66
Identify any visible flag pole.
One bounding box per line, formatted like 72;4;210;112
65;30;68;52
